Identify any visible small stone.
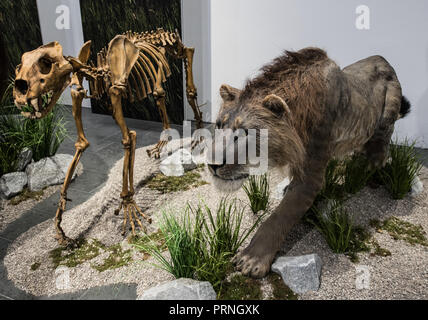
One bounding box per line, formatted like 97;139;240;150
160;149;197;177
26;154;81;191
411;176;423;196
16;147;33;171
274;177;291;200
138;278;217;300
272;254;322;294
0;172;27;199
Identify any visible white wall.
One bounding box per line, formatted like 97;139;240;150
208;0;428;147
36;0;90;107
182;0;212;123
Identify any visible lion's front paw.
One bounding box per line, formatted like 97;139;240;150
232;243;276;278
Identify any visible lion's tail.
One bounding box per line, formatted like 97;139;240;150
400;96;411;119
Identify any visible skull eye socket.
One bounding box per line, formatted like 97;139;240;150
38;57;53;74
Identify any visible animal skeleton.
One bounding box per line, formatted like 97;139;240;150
13;29;203;246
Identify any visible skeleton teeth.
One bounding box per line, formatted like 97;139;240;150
31;98;39;110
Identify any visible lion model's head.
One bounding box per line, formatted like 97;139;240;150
206;48;331;192
207;84;305;192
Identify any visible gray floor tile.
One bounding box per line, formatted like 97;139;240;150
68;170;108;194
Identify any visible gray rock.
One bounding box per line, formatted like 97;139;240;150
138;278;217;300
0;172;27;199
411;176;423;196
26;154;79;191
272;254;322;294
16;147;33;171
160;149;197;177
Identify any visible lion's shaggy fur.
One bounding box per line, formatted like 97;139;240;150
215;47;405;182
240;48;329;144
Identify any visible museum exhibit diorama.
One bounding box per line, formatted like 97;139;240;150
0;0;427;302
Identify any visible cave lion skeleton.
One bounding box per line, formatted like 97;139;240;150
13;29;203;245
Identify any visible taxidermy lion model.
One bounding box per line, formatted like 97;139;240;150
208;48;411;278
13;29;203;246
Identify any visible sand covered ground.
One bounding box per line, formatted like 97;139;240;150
2;139;427;299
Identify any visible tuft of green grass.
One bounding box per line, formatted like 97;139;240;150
9;188;44;205
134;198;262;290
0;105;68;176
371;217;427;246
308;200;354;253
317;159;345;201
145;166;208;194
308;200;370;262
343;154;375;194
218;274;263;300
242;173;270;214
379;139;422;200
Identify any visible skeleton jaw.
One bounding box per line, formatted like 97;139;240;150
14;78;70;119
15;89;56;119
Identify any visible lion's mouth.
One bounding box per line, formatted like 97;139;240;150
15;89;59;119
214;173;249;181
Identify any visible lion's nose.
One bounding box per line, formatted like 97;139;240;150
15;79;29;95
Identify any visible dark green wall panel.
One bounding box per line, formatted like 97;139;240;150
80;0;183;124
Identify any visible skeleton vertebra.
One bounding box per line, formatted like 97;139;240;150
13;29;203;246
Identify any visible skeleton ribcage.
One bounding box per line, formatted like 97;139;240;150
88;29;180;102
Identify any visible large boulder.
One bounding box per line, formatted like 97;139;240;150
272;254;322;294
138;278;217;300
0;172;27;199
26;154;80;192
160;149;197;177
16;147;33;172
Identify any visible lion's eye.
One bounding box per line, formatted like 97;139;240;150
39;57;53;74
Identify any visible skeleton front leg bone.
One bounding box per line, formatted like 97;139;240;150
147;64;170;159
55;87;89;246
183;47;203;130
110;85;152;236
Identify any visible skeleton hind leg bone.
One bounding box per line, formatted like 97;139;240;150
54;88;89;247
110;85;152;236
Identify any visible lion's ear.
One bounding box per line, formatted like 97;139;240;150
262;94;290;117
220;84;241;102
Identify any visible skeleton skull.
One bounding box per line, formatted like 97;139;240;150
13;42;73;119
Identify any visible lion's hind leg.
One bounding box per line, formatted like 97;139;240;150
364;82;403;170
